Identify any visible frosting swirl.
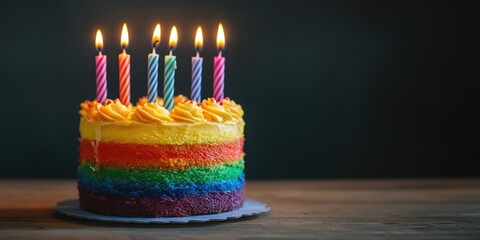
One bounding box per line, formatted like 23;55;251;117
80;96;244;124
137;96;163;106
79;100;98;120
170;101;205;123
96;99;132;122
201;98;233;123
222;98;244;120
136;95;186;107
174;95;189;106
132;102;173;124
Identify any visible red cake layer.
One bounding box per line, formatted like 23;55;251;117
79;187;245;217
78;138;244;169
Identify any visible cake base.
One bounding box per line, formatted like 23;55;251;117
56;198;270;224
79;188;244;217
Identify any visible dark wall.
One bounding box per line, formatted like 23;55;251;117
0;0;478;179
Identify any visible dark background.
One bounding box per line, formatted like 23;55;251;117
0;0;478;179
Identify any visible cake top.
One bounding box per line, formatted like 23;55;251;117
80;95;244;124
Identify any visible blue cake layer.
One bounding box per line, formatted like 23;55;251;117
78;174;245;198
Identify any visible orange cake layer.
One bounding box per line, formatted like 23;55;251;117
78;139;244;170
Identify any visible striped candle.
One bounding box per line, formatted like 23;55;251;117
164;53;176;111
148;24;161;103
119;50;131;105
213;52;225;102
214;23;226;102
119;23;130;105
191;27;203;102
191;56;202;102
95;53;107;104
148;52;159;103
95;29;107;104
164;26;178;111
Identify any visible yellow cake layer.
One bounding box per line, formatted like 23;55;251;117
79;117;245;145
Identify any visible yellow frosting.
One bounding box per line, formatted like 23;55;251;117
79;117;244;145
201;98;233;123
132;102;173;124
174;95;189;106
170;101;205;123
95;99;132;122
79;100;98;121
79;96;245;124
136;95;188;107
137;96;163;106
222;98;244;120
78;96;245;144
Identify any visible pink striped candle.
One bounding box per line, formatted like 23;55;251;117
213;23;225;102
119;23;130;105
95;29;107;104
213;52;225;102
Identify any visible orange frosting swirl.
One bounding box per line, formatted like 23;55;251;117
79;100;99;120
137;96;163;106
174;95;189;106
136;95;186;107
132;102;173;124
80;96;244;124
201;98;233;123
170;101;205;123
222;98;244;120
96;99;132;122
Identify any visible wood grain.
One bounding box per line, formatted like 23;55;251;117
1;179;480;239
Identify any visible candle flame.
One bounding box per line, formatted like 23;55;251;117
195;27;203;49
169;26;178;49
95;29;103;50
121;23;129;48
152;24;161;48
216;23;225;49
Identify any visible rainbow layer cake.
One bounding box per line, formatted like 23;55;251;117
77;96;245;217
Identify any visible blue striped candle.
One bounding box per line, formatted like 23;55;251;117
164;26;177;111
191;56;202;102
148;24;161;103
148;51;159;103
191;27;203;102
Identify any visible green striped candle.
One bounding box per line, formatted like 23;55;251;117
164;26;178;111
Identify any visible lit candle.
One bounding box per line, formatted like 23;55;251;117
191;27;203;103
119;23;131;105
95;29;107;104
214;23;225;102
148;24;161;103
164;26;177;111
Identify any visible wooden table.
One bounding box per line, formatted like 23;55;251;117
1;179;480;239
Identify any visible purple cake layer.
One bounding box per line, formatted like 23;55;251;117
79;187;245;217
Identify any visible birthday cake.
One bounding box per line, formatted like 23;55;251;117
77;96;245;217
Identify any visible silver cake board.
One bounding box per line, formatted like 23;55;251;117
55;198;270;224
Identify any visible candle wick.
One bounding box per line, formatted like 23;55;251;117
196;49;200;57
169;49;173;56
152;48;156;54
122;49;126;54
153;40;159;49
218;50;222;57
